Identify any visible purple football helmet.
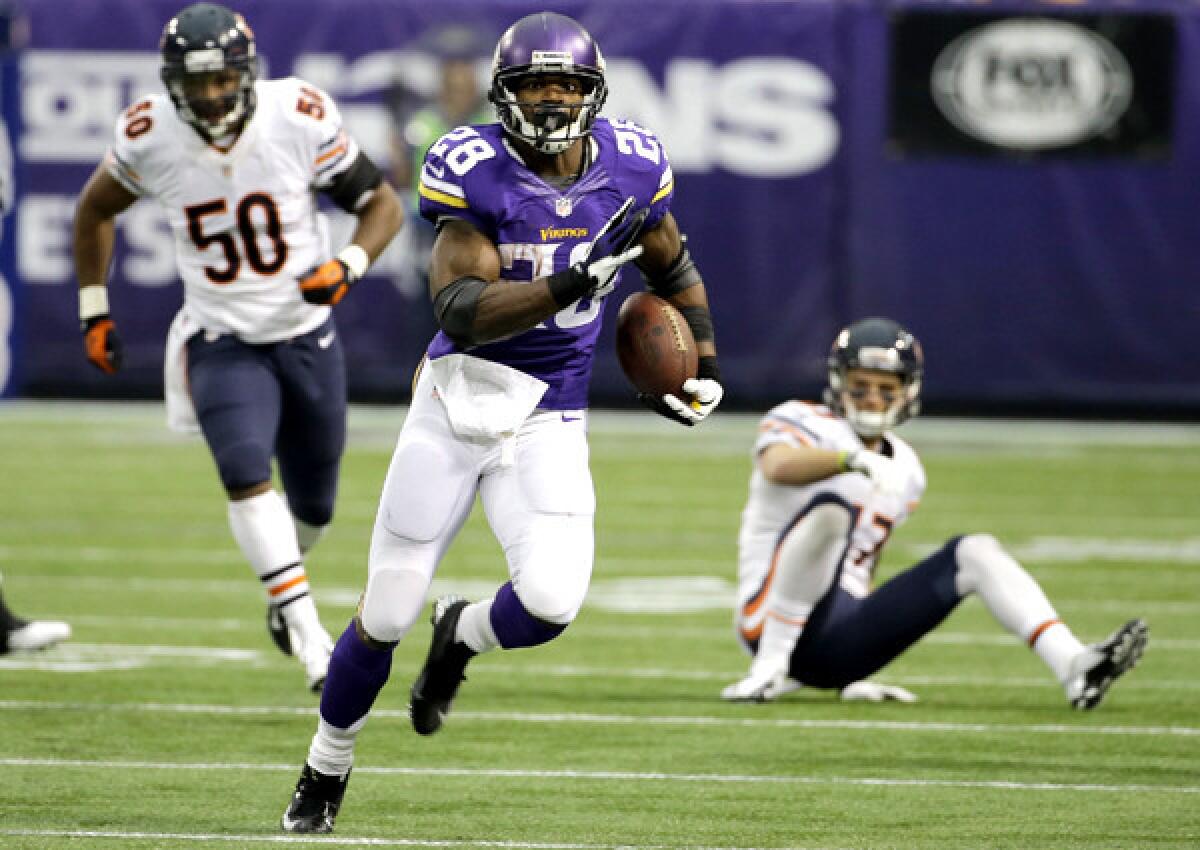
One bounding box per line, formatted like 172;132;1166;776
489;12;607;154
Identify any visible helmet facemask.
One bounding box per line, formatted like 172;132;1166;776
162;55;258;141
823;320;924;439
828;363;921;439
491;60;606;154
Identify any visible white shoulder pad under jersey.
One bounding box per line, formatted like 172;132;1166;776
104;78;362;343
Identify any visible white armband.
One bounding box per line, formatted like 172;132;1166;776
337;244;370;280
79;286;111;321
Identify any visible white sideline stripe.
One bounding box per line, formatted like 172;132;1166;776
1;758;1196;795
1;701;1196;737
0;829;802;850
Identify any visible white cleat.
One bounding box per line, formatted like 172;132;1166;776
5;619;71;653
1065;618;1148;710
290;624;334;693
721;657;794;703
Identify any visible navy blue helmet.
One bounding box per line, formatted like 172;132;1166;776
160;3;259;140
824;317;924;437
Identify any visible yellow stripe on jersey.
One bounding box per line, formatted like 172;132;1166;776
651;178;674;205
419;181;469;209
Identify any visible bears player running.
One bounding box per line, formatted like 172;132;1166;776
722;317;1148;708
280;11;724;834
72;3;403;692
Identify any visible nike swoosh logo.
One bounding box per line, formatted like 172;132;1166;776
562;414;582;422
317;331;336;349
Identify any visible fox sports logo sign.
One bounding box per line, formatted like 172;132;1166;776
931;18;1133;151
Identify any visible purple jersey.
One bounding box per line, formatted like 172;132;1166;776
418;117;675;410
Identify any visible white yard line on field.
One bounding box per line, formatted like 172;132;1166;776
5;566;1200;616
0;643;266;672
476;662;1200;689
0;828;820;850
1;700;1196;737
41;615;1200;655
0;758;1197;795
1;641;1195;685
7;536;1200;568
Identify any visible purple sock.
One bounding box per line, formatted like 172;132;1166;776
319;621;394;729
488;581;567;649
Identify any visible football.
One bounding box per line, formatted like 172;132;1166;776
615;291;698;398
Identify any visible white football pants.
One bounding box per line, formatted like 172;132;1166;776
359;366;595;643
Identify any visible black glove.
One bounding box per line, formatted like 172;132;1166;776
637;355;723;426
83;316;123;374
637;391;695;426
548;196;648;307
587;195;647;266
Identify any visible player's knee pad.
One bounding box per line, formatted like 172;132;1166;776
953;533;1003;594
212;439;271;493
287;496;334;530
359;565;429;644
805;501;855;543
512;571;587;625
777;501;855;571
511;514;593;624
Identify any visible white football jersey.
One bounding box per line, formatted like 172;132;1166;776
737;400;927;603
106;77;361;343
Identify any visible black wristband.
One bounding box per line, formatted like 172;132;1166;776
81;314;111;333
546;263;592;308
678;305;715;343
698;355;721;382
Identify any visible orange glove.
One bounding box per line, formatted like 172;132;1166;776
298;258;355;306
83;316;123;374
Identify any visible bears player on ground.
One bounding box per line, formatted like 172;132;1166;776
280;11;724;834
72;3;403;692
723;317;1148;708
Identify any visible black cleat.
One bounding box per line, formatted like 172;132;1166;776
280;763;349;834
267;604;293;656
1067;618;1149;710
410;595;476;735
